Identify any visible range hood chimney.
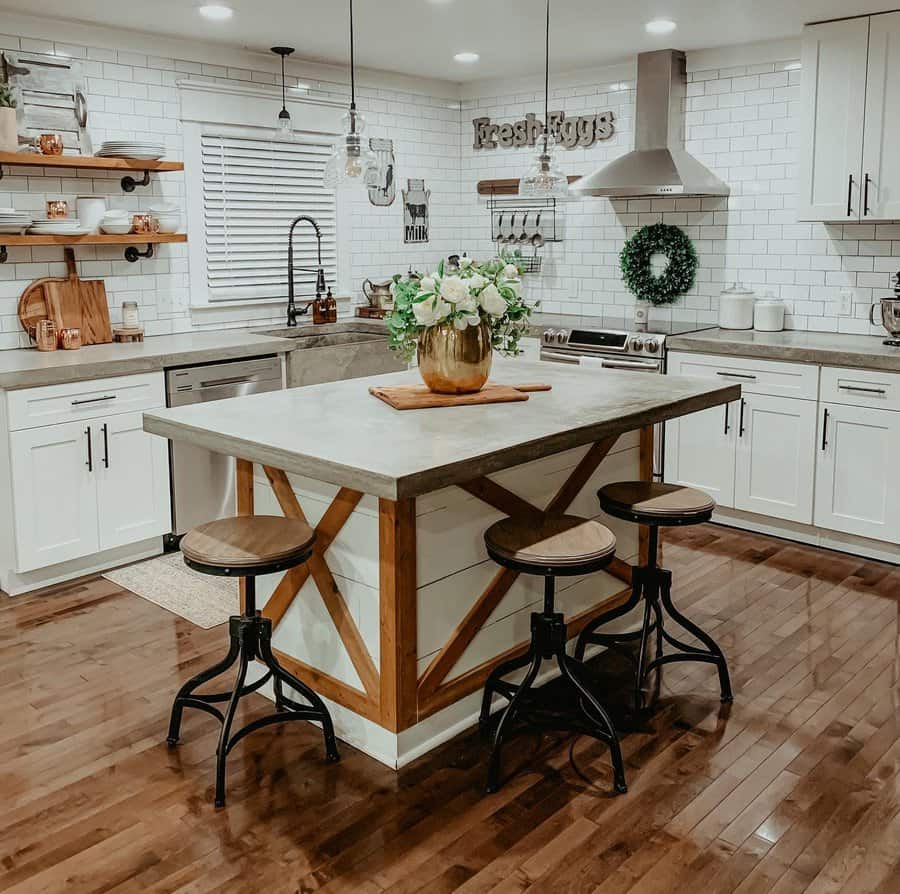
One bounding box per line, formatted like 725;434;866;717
570;49;729;198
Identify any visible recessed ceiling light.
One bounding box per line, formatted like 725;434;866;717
645;19;677;35
198;4;234;20
454;52;480;64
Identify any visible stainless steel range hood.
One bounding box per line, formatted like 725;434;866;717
570;49;729;199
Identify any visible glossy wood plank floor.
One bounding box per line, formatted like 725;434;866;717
3;524;900;893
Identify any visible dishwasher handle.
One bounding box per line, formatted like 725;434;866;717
199;375;259;388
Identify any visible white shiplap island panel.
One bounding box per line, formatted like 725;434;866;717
143;358;738;768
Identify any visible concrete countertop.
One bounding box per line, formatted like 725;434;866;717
0;331;303;391
143;356;739;500
667;328;900;372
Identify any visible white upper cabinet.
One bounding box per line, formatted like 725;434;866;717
862;12;900;221
800;13;900;222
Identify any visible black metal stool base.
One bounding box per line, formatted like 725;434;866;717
574;564;733;713
479;596;627;797
167;610;340;808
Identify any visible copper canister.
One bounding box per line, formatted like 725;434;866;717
38;133;64;156
58;327;82;350
35;319;58;351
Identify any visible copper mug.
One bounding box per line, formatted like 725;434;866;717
35;319;58;351
46;200;68;220
58;327;82;350
131;214;159;235
38;133;64;156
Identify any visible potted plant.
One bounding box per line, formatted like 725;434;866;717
386;257;535;394
0;82;17;153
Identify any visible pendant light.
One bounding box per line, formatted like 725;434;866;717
520;0;568;198
271;46;295;140
324;0;376;187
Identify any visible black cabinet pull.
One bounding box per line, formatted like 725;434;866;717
723;402;730;435
864;174;872;216
85;425;92;472
821;408;829;451
71;394;116;406
101;423;109;468
847;173;854;217
738;398;746;437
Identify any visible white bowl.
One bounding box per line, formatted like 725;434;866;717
100;223;134;235
154;213;182;234
102;211;130;220
149;202;179;214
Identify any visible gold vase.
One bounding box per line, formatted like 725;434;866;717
418;321;492;394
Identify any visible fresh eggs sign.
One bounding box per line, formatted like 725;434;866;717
472;111;615;150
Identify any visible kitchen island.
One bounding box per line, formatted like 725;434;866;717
143;357;738;768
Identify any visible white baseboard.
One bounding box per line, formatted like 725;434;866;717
712;508;900;566
1;538;165;596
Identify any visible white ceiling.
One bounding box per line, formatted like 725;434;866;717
2;0;899;82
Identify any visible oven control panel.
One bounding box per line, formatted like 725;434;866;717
541;328;665;356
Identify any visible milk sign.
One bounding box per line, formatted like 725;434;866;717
472;111;615;151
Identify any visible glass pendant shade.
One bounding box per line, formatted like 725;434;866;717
324;108;376;187
275;108;293;141
520;134;569;198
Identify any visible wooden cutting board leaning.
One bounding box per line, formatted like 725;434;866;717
17;248;112;345
369;382;552;410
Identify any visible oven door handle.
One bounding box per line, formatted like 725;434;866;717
594;358;662;372
541;349;581;364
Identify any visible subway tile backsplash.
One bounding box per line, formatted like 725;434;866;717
0;28;897;350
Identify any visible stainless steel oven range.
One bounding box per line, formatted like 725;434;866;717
539;322;709;479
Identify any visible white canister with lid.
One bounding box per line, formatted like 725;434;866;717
718;283;756;330
76;196;107;234
754;299;786;332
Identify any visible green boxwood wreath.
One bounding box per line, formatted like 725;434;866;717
620;223;698;306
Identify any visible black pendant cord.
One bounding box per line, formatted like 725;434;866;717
281;52;287;115
542;0;550;153
348;0;357;131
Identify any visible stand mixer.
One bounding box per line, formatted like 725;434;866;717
871;272;900;346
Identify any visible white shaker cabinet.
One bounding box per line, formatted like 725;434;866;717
733;395;817;524
96;411;171;551
861;12;900;221
10;420;100;571
799;12;900;222
663;400;736;507
798;17;869;222
814;403;900;541
4;372;171;576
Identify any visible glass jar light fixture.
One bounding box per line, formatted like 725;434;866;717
520;0;569;198
324;0;376;187
271;46;295;141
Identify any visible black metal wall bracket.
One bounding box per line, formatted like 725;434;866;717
124;244;154;263
121;170;151;192
0;165;5;181
0;246;7;264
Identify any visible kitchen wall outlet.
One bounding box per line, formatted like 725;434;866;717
838;289;853;316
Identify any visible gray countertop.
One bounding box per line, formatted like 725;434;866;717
0;330;302;391
667;328;900;372
143;356;739;500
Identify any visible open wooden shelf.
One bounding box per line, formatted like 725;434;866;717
0;233;187;246
477;175;583;196
0;151;183;173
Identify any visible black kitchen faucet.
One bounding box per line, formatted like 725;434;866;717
286;214;330;326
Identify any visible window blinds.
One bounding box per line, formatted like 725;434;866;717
201;134;338;301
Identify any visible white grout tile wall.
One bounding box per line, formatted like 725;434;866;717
2;25;898;352
460;60;900;335
0;31;462;350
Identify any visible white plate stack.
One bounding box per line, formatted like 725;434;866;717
0;208;34;234
28;218;90;236
96;141;166;160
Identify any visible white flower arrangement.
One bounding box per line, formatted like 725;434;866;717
386;258;536;362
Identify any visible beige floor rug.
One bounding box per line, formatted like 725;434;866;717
103;552;239;629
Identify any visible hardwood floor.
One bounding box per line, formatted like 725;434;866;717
3;524;900;893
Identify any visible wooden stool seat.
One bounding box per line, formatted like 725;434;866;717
484;514;617;575
598;481;715;525
180;515;315;574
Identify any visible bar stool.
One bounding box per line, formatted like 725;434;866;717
167;515;340;808
479;514;627;795
574;482;733;712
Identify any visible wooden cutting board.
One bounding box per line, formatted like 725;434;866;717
369;382;551;410
17;277;58;339
43;248;112;345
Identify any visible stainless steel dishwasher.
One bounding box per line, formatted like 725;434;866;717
165;355;283;540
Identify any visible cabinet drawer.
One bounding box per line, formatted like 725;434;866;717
6;372;165;431
820;366;900;412
668;352;819;400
